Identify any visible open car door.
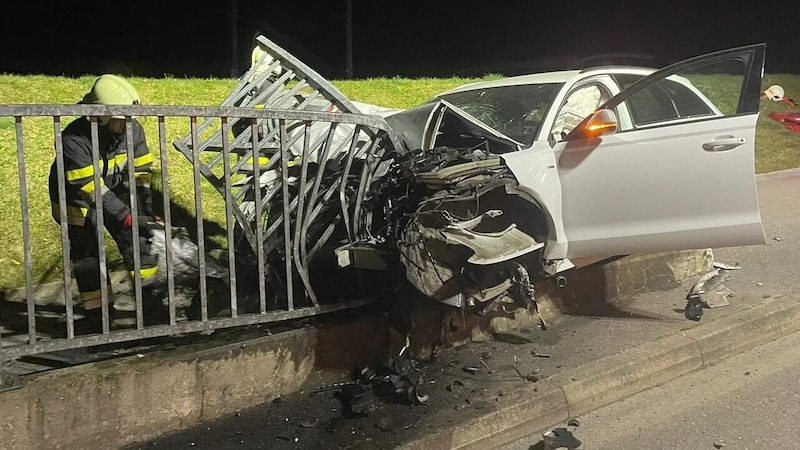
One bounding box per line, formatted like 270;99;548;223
555;44;766;258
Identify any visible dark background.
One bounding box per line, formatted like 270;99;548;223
2;1;798;79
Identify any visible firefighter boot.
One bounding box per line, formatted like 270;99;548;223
56;307;103;337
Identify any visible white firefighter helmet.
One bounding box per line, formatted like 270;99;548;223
764;85;785;102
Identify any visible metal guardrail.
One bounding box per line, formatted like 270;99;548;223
0;103;399;360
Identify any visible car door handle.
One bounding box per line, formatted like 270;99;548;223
702;137;746;152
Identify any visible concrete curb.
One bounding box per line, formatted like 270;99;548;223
0;314;393;450
400;295;800;449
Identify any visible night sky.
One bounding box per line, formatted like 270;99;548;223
2;1;798;79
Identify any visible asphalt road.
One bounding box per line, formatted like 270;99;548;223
502;329;800;450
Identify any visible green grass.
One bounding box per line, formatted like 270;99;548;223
0;73;799;290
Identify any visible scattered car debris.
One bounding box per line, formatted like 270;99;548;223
713;261;741;270
713;439;726;449
299;418;318;428
446;379;465;392
688;268;721;298
542;427;582;450
685;261;740;318
462;366;481;375
684;296;704;321
338;337;428;417
699;291;731;309
532;352;552;358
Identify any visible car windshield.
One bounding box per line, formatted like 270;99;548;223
435;83;563;147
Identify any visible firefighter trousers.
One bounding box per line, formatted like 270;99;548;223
67;211;156;310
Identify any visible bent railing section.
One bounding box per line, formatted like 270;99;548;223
0;103;398;359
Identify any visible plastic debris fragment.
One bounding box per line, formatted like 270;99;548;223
542;427;582;449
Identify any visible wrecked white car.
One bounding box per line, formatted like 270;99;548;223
174;36;765;312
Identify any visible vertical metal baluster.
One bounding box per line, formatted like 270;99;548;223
278;119;294;310
251;120;267;313
125;118;144;329
90;118;110;334
221;117;238;318
158;117;176;325
53;117;74;339
292;122;317;304
190;118;208;322
339;125;362;242
15;117;36;344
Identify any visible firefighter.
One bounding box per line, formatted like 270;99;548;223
48;74;158;332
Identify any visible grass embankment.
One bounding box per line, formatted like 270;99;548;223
0;74;798;290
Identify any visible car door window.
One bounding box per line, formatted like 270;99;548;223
615;59;746;131
551;83;611;142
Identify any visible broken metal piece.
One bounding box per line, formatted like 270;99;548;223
713;261;741;270
462;366;480;375
688;268;721;298
688;264;735;309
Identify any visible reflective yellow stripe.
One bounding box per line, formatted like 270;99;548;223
131;265;159;279
134;152;153;167
66;165;94;182
79;179;106;194
114;152;153;170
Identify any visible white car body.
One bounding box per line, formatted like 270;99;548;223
385;45;766;266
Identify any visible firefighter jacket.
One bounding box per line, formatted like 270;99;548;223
48;117;153;227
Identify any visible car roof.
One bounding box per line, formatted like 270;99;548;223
438;66;658;96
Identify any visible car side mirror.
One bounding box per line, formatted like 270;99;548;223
566;109;618;141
